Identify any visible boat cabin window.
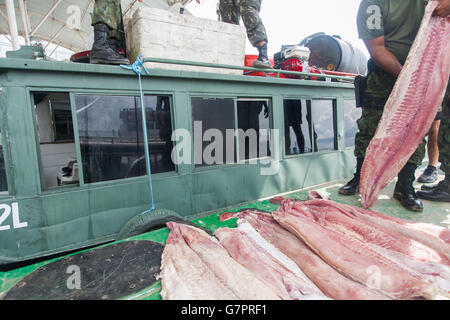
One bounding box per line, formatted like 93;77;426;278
237;99;271;161
283;99;314;155
344;99;361;148
192;97;236;167
0;126;7;192
32;92;78;190
311;99;337;152
191;97;273;167
74;94;174;184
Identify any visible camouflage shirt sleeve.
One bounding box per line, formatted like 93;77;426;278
357;0;385;40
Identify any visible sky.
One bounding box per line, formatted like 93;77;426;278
186;0;369;58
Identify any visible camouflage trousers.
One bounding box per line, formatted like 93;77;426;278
219;0;267;47
91;0;123;41
439;88;450;174
355;71;426;166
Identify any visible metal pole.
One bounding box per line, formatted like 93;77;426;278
5;0;20;50
17;0;30;45
30;0;62;36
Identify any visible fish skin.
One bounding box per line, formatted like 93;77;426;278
214;226;329;300
160;222;280;300
360;1;450;208
232;211;390;300
273;199;438;300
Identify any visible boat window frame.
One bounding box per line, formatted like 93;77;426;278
189;94;274;173
310;97;339;154
29;88;80;194
282;95;339;157
343;98;360;150
0;90;12;198
28;88;178;194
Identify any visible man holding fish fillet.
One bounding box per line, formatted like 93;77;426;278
339;0;450;209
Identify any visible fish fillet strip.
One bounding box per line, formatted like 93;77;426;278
299;199;450;292
273;199;438;299
160;222;280;300
360;0;450;208
214;225;329;300
221;210;390;300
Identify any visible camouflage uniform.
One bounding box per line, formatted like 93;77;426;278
439;87;450;175
91;0;123;41
219;0;267;47
354;69;426;166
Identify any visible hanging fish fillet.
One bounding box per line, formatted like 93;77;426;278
214;225;329;300
159;222;280;300
273;199;438;299
221;210;390;300
360;0;450;208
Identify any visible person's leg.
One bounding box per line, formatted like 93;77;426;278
393;139;426;212
418;119;440;183
219;0;240;25
90;0;129;65
238;0;271;68
417;92;450;202
339;108;380;195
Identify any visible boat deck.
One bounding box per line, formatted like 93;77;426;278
0;163;448;300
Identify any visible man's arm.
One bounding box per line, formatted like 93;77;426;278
363;36;403;77
433;0;450;17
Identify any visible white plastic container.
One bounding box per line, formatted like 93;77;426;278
126;7;247;74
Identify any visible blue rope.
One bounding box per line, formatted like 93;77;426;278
121;55;155;211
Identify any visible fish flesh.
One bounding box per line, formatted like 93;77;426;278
160;222;280;300
294;198;450;292
273;199;438;299
360;0;450;208
214;225;329;300
339;203;450;261
221;210;390;300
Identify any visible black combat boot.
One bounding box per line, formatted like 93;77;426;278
252;42;272;69
90;23;130;65
339;157;364;195
393;162;423;212
416;174;450;202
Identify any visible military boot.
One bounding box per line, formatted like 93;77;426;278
339;157;363;195
393;163;423;212
416;175;450;202
90;23;130;65
252;43;272;69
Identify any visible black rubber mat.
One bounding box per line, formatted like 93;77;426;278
4;240;164;300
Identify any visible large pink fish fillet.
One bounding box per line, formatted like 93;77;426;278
273;199;438;299
214;226;329;300
360;0;450;208
307;191;450;261
221;210;390;300
288;199;450;294
160;222;280;300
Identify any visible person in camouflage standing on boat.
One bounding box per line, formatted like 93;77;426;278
196;0;272;68
90;0;129;65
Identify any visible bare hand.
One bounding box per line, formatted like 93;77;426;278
433;0;450;18
196;0;200;3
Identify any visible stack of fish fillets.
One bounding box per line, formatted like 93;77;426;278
159;192;450;300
